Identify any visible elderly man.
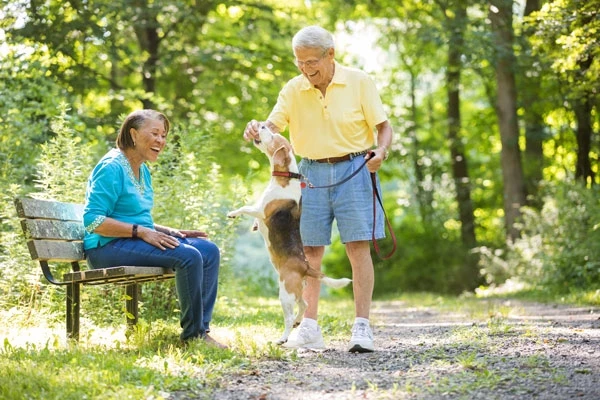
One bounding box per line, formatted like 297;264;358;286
244;25;393;353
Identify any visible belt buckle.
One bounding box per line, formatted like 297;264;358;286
326;157;334;164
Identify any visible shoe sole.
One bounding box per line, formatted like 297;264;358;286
348;344;374;353
282;342;326;350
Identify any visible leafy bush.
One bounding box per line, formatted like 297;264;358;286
480;181;600;292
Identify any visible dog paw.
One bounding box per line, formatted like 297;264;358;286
275;338;287;345
226;212;238;219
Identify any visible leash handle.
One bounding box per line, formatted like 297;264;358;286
371;173;397;260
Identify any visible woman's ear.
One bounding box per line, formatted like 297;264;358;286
130;128;137;146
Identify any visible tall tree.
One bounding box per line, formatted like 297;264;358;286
527;0;599;186
436;0;479;288
520;0;546;202
489;0;527;241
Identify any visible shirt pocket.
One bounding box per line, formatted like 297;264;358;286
342;109;368;139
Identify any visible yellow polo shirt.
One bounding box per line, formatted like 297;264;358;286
267;62;388;160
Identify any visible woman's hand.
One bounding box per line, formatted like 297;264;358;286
139;226;180;250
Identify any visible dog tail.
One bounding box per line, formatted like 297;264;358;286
305;266;351;288
320;276;352;289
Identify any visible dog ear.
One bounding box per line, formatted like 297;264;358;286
272;145;290;168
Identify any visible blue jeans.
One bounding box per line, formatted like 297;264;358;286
85;237;221;341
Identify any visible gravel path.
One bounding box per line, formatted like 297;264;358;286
209;299;600;400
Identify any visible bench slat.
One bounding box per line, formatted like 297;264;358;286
15;197;83;221
65;266;175;284
21;219;85;241
26;239;84;261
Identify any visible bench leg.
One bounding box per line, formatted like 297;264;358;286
66;282;80;341
126;283;139;327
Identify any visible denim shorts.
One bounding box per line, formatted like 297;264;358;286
298;154;385;245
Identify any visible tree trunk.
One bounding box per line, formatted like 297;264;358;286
408;70;434;224
446;1;479;289
490;0;528;242
573;98;595;185
522;0;545;205
132;1;160;109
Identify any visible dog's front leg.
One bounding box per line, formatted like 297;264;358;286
227;205;263;219
277;281;297;345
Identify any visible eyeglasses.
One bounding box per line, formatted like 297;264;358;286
294;50;328;69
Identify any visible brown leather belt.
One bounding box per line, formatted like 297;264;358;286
310;150;369;164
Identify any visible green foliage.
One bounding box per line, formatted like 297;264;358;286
0;43;70;185
0;180;34;310
480;181;600;292
32;103;94;202
527;0;600;99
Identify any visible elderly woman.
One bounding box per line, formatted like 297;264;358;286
243;26;394;353
83;109;226;348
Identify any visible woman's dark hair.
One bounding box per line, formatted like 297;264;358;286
116;109;170;150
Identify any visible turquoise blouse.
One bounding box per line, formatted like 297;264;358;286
83;148;155;250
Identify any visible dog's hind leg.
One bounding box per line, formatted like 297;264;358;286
294;296;307;328
277;281;297;345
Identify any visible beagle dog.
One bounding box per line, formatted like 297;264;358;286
228;125;351;345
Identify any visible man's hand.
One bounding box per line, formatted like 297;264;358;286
243;120;261;141
366;147;387;173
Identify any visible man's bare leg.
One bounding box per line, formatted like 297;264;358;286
303;245;325;319
345;240;374;319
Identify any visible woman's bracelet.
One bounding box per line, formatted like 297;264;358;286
132;224;139;238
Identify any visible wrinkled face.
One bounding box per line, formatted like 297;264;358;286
294;47;334;88
254;125;293;168
130;118;167;163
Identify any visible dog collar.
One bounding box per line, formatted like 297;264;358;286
272;171;304;180
272;171;308;188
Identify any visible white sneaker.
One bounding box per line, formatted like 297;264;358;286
348;321;374;353
283;321;325;349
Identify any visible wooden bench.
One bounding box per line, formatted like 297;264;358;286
15;197;175;341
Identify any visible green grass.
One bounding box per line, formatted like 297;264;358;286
0;287;596;399
0;292;355;400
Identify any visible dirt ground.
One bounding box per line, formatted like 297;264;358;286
207;299;600;400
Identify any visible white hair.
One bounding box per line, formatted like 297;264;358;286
292;25;335;51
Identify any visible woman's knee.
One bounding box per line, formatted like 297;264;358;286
171;245;203;270
190;239;221;263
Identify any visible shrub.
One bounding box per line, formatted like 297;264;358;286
480;181;600;292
